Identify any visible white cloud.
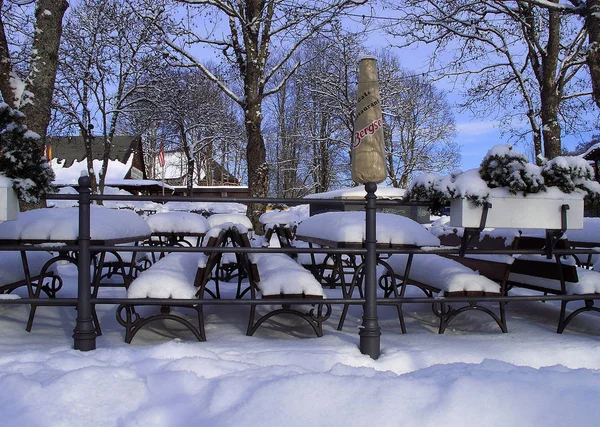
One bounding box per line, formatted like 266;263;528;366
456;120;501;137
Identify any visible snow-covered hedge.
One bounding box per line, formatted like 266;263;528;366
405;144;600;214
0;103;55;203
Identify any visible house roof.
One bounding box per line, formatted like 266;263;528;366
581;143;600;161
47;136;142;168
162;151;240;184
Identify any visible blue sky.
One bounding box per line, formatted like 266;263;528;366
171;1;598;173
363;38;597;171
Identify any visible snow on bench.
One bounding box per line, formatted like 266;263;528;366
229;231;330;337
126;252;206;300
146;211;210;235
383;253;506;333
509;255;600;295
251;253;324;298
385;253;502;296
117;251;208;343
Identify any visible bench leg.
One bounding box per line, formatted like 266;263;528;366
247;303;332;337
557;300;568;333
435;301;507;334
116;304;206;343
558;299;600;334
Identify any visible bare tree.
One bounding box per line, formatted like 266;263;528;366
297;31;362;192
52;0;165;195
141;0;367;228
584;0;600;108
526;0;600;109
265;29;364;195
121;66;246;193
0;0;68;139
385;0;596;162
377;51;458;188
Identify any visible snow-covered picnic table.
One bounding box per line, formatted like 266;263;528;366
0;206;152;332
145;211;210;248
0;206;151;243
295;211;440;332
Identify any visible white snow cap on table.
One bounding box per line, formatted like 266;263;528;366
259;209;302;227
208;213;253;230
304;185;405;199
165;201;247;214
252;253;324;297
0;206;151;241
385;254;500;294
127;252;204;299
146;211;210;234
296;212;440;247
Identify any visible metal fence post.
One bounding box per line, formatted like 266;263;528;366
359;182;381;359
73;175;96;351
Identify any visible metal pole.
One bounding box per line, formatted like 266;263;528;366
73;175;96;351
161;163;165;198
359;182;381;359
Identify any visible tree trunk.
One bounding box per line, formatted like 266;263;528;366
540;6;562;160
587;0;600;109
245;99;268;232
19;0;69;139
318;114;330;192
81;128;98;195
0;0;18;108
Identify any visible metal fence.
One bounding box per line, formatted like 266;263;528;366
1;175;600;359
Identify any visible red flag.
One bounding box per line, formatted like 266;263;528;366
43;144;53;160
158;143;165;168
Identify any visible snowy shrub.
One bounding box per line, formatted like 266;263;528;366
405;144;599;212
0;103;56;203
479;145;545;195
405;173;454;215
541;156;594;194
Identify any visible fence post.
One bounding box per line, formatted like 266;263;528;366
73;175;96;351
359;182;381;359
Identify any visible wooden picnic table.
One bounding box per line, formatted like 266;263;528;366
295;211;441;332
0;207;152;333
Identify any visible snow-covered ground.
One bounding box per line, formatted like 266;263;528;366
1;194;600;426
1;262;600;426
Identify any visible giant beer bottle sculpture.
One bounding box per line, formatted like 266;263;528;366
351;56;387;184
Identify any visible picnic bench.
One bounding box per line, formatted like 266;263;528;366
381;252;507;333
437;228;600;333
507;236;600;333
116;225;330;342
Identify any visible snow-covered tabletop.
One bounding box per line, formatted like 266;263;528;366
145;212;210;235
259;209;302;227
295;212;440;247
207;213;253;230
0;206;152;242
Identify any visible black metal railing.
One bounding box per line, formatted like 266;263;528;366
1;174;600;359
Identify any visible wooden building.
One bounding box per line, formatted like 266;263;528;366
47;135;147;180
